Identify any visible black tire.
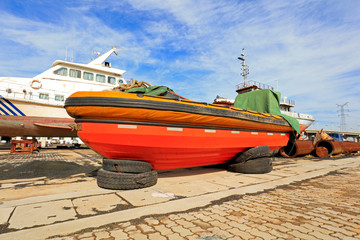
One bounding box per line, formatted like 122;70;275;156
234;145;271;163
97;168;157;190
228;157;273;174
102;159;153;173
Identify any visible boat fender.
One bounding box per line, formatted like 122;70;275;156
234;145;271;163
102;159;153;173
30;79;42;89
97;168;158;190
228;157;273;174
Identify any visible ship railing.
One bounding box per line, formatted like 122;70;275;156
0;84;66;106
280;97;295;106
236;80;274;91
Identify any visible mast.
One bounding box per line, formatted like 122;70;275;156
237;48;249;87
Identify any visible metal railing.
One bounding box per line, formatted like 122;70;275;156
236;80;274;91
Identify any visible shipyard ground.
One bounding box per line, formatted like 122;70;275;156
0;149;359;240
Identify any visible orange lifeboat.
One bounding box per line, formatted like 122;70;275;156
65;90;296;169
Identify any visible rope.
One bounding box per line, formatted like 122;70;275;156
114;79;152;91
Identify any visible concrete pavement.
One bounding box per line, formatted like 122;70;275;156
0;149;359;239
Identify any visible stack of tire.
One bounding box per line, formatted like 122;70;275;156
228;145;273;174
97;159;158;190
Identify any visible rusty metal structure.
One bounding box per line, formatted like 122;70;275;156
280;139;360;158
279;140;315;158
314;140;360;158
10;139;39;154
314;140;343;157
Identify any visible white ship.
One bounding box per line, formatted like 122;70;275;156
279;97;314;132
0;48;126;138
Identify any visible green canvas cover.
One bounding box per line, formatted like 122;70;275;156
233;89;300;134
124;86;173;96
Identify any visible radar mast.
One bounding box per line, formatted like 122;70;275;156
237;48;249;87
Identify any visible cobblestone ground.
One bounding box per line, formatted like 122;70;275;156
50;166;360;240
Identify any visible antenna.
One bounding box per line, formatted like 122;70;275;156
337;102;349;131
71;48;74;63
237;48;249;87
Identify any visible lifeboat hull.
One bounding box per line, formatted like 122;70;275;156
77;122;289;170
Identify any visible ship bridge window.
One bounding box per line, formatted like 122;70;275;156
108;76;116;84
70;69;81;78
96;74;106;83
39;93;49;100
54;67;68;76
83;72;94;81
55;95;64;101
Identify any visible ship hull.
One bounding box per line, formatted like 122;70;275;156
77;121;289;169
0;96;76;137
0;115;76;137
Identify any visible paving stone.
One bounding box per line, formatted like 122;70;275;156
154;179;229;197
331;232;359;240
288;230;314;239
109;229;128;239
158;217;177;228
343;225;360;235
206;227;232;239
147;232;167;240
137;224;155;234
336;226;359;236
168;214;181;220
301;223;334;235
264;223;290;233
0;207;13;225
72;193;127;216
177;213;197;221
176;219;196;228
207;220;232;230
167;232;183;240
249;229;277;239
153;224;174;236
282;222;310;233
309;230;338;240
118;188;172;207
8;199;77;229
123;225;137;232
209;214;229;223
227;228;254;239
194;213;213;222
93;231;110;239
2;152;360;240
267;229;290;239
78;237;94;240
127;230;149;240
193;220;213;229
188;226;205;234
143;217;160;225
171;225;193;237
77;232;93;239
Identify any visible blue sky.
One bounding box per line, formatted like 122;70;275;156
0;0;359;131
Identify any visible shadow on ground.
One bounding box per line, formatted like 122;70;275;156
0;161;99;180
